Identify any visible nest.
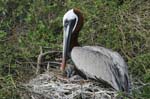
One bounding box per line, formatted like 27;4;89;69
23;68;117;99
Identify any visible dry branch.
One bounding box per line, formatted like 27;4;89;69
36;46;61;74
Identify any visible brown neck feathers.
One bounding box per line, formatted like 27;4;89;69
73;9;84;34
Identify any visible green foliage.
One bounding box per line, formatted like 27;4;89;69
0;75;19;99
0;31;7;38
129;53;150;81
0;0;149;98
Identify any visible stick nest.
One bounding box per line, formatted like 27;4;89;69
23;68;117;99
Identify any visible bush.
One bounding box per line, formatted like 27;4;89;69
0;0;149;98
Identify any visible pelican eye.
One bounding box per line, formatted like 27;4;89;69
64;20;69;27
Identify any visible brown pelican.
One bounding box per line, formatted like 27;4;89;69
60;9;130;92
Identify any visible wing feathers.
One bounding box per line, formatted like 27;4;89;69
71;46;130;92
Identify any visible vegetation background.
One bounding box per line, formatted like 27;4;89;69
0;0;149;98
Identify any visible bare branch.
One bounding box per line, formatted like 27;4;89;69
36;47;61;74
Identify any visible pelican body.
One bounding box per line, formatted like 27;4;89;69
61;9;130;92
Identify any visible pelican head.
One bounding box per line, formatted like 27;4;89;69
61;9;84;71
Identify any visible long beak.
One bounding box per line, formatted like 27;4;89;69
60;23;72;71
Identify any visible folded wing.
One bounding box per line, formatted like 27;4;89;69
71;46;130;92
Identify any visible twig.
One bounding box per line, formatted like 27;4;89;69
132;82;150;91
31;95;36;99
46;62;50;73
36;46;61;74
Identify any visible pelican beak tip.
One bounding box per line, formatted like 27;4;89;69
60;60;66;71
